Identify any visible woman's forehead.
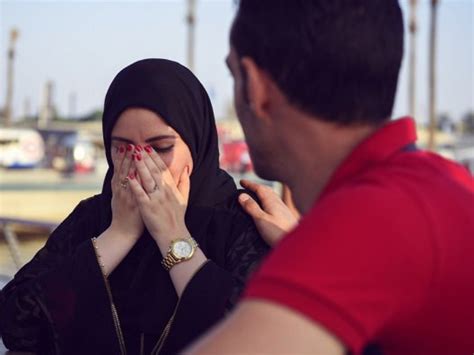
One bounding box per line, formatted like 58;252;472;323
112;108;178;135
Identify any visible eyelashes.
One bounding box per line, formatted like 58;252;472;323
111;145;174;154
153;145;174;154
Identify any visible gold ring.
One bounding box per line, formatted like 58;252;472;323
120;177;129;189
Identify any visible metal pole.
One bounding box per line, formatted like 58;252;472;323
408;0;418;119
186;0;196;72
4;29;19;127
23;97;31;120
2;224;23;270
428;0;439;150
69;92;77;119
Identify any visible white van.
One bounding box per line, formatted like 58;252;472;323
0;128;45;168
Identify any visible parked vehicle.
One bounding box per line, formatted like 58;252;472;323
0;128;45;168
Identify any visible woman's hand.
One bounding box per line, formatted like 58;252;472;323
128;145;191;252
238;179;299;246
109;144;144;240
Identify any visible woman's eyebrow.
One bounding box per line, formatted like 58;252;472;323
111;136;133;143
145;135;176;143
111;135;176;144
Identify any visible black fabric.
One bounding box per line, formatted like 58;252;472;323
0;59;269;355
0;198;268;355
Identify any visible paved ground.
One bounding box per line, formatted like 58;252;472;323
0;168;102;278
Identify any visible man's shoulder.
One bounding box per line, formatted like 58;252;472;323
289;176;430;249
314;176;415;220
324;150;473;216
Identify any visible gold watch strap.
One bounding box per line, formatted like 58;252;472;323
162;253;179;271
161;237;198;271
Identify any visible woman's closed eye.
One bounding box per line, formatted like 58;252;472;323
153;145;174;154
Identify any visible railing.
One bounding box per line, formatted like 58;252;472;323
0;217;57;271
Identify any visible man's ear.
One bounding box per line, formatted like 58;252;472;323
241;57;272;122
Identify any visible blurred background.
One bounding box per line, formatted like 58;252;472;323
0;0;473;284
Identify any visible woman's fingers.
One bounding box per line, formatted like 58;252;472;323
112;145;124;175
144;145;167;171
118;144;134;181
128;145;188;204
127;172;150;204
144;145;175;184
111;145;125;185
143;145;182;193
177;166;191;204
133;149;158;194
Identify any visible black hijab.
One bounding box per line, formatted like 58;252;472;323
101;58;236;210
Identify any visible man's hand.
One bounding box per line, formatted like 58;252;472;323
239;179;299;246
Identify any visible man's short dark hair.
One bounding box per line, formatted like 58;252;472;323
231;0;404;125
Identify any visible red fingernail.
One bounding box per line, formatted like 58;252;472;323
127;144;134;151
136;145;143;152
136;153;142;161
132;153;136;160
119;146;125;154
128;172;135;179
144;145;152;153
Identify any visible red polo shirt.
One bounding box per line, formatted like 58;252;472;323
245;118;474;355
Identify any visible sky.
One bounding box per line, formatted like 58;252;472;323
0;0;473;123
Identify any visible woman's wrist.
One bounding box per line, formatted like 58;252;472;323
93;226;140;276
154;226;191;256
107;223;142;243
168;248;208;297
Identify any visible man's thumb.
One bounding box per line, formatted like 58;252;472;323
239;193;265;219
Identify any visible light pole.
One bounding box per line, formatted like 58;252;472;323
408;0;418;119
4;28;19;127
428;0;439;150
186;0;196;72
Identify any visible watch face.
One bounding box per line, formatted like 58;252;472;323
172;240;193;258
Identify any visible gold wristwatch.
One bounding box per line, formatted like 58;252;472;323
161;237;198;271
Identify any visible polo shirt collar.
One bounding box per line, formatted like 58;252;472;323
320;117;417;199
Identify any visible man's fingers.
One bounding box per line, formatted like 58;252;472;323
239;193;266;220
240;179;260;191
240;179;274;201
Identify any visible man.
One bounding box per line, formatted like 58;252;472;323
188;1;474;354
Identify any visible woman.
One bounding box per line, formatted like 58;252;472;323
0;59;269;355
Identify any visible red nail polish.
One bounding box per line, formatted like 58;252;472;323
128;173;135;179
132;153;136;160
136;145;143;152
136;153;142;161
127;144;134;151
119;146;125;154
144;145;152;153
